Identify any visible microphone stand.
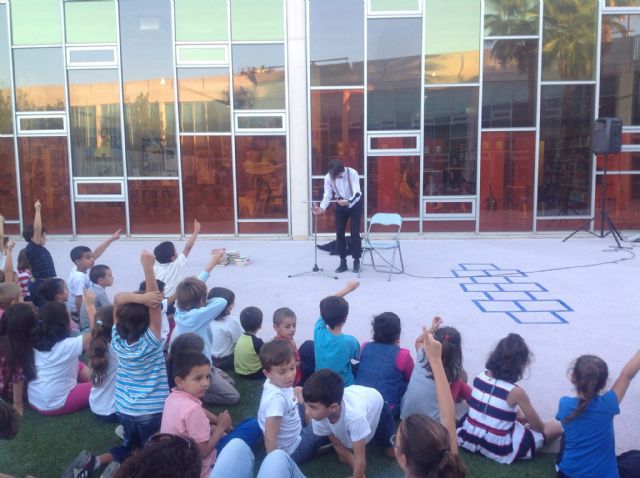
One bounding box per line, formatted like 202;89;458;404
289;201;338;280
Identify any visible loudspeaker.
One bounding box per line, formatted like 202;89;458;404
592;117;622;154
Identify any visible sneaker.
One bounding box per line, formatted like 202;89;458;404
115;425;124;440
352;259;360;273
100;461;120;478
335;260;348;273
61;450;96;478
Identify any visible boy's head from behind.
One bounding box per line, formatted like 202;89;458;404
139;279;165;295
38;278;68;303
70;246;94;271
176;277;207;312
154;241;177;264
0;283;22;309
273;307;296;339
90;265;114;288
302;369;344;421
319;296;349;329
260;340;296;387
240;306;262;333
0;399;19;440
372;312;401;344
22;224;47;245
172;350;211;399
207;287;235;319
116;302;150;343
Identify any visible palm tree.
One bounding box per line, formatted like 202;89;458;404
484;0;539;37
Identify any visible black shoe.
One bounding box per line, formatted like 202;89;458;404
335;260;348;273
352;259;360;273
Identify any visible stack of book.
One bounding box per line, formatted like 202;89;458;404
221;250;251;266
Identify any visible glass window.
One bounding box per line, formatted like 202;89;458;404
177;46;227;65
369;0;420;13
237;115;284;130
538;84;594;217
0;5;12;133
174;0;228;42
68;69;123;177
595;174;640;230
542;0;597;81
424;87;478;196
230;0;284;41
424;0;480;84
18;137;72;234
11;0;62;45
367;18;422;130
484;0;539;37
235;136;287;219
479;131;535;232
120;0;177;177
482;39;537;128
14;48;66;112
367;156;420;217
600;15;640;126
178;68;231;133
598;152;640;172
128;180;181;234
0;138;19;219
309;0;364;87
370;136;418;151
181;136;235;234
18;116;65;132
65;0;117;44
75;202;126;235
311;89;364;176
68;48;117;65
232;45;285;110
605;0;640;5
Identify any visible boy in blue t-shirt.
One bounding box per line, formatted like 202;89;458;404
313;280;360;385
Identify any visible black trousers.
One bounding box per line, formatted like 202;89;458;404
335;199;362;260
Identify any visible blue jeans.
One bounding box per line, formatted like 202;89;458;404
216;418;263;453
210;440;306;478
110;412;162;463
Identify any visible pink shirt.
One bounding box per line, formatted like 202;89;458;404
160;389;215;478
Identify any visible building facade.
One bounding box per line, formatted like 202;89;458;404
0;0;639;238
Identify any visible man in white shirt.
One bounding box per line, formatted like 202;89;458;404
313;160;363;273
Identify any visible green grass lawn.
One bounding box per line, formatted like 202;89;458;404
0;374;557;477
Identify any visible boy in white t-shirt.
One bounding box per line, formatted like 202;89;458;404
153;219;201;298
303;369;396;478
258;340;327;464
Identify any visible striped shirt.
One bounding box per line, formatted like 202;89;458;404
112;327;169;416
18;270;31;297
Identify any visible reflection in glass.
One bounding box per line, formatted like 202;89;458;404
424;0;480;84
65;0;117;44
542;0;597;81
19;117;64;131
231;0;284;41
370;0;420;12
479;132;535;232
424;87;478;196
11;0;61;45
600;15;640;125
181;136;235;234
309;0;364;86
0;5;12;134
232;45;285;110
312;178;340;233
598;152;640;172
237;116;283;129
482;39;537;128
120;0;177;176
595;174;640;229
538;85;594;217
174;0;228;42
75;202;126;235
235;136;287;219
128;180;181;234
370;137;417;150
68;69;123;177
368;156;420;217
18;137;72;234
68;49;116;64
76;183;122;195
425;202;473;214
311;90;364;176
178;68;230;133
0;138;19;219
13;48;65;112
367;18;422;130
484;0;539;37
605;0;640;5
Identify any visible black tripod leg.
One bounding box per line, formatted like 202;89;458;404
563;217;597;242
605;214;622;248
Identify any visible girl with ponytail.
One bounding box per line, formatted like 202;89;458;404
556;350;640;478
89;304;117;422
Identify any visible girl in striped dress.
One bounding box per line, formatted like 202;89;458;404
457;333;562;464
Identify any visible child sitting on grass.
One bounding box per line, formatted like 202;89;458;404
207;287;242;370
23;200;55;307
272;307;302;386
161;350;261;478
16;249;31;301
303;369;396;478
87;303;118;422
234;306;265;379
314;280;360;385
79;264;114;331
258;340;326;464
355;311;413;417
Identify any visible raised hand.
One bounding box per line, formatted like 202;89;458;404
34;200;41;211
422;329;443;365
140;250;156;269
141;291;164;308
111;228;122;241
193;219;201;234
428;316;443;334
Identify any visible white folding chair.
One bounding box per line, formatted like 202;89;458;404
358;213;404;281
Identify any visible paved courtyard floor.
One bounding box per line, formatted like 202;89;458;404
24;233;640;450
